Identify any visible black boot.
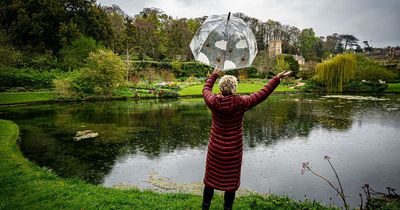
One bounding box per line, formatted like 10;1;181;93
224;204;232;210
202;202;211;210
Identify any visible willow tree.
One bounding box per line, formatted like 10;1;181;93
316;54;356;92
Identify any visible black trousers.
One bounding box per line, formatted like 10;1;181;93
202;186;236;209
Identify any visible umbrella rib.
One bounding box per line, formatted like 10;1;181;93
229;20;253;63
195;21;228;60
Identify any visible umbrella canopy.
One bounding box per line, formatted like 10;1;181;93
190;13;258;71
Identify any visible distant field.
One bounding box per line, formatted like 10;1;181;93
0;92;56;105
179;83;296;96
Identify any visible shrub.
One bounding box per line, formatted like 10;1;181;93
238;69;248;81
298;61;317;80
53;70;82;96
160;69;175;81
141;68;159;84
355;54;397;83
283;55;300;76
0;45;24;68
343;81;388;93
302;79;326;92
78;49;127;95
53;78;73;96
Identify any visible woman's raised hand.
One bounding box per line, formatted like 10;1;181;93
213;67;222;76
277;70;292;79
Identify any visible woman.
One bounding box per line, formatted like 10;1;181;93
202;68;291;210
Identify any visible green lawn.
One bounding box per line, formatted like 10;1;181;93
385;83;400;93
0;119;334;209
0;91;56;105
180;83;296;96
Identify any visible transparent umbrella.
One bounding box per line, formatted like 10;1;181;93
189;12;258;71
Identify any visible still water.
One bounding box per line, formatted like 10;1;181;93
1;94;399;207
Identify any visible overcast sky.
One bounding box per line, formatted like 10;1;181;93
97;0;400;47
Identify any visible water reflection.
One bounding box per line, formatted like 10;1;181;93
1;94;399;207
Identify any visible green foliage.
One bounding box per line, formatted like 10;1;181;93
79;50;127;95
298;61;317;80
299;28;318;61
107;12;126;54
354;54;397;83
54;50;127;96
276;55;289;73
0;67;62;90
315;54;356;92
23;53;59;70
252;50;276;78
276;55;300;76
0;45;24;67
53;70;82;96
343;80;388;93
164;19;192;60
303;80;326;92
0;0;112;53
59;36;104;70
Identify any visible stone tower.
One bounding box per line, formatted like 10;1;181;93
268;40;282;57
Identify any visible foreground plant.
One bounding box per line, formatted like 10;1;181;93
302;155;348;210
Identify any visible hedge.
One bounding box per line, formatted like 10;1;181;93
0;67;63;91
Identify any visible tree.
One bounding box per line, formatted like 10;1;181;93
131;8;165;60
59;36;104;70
315;54;356;92
339;34;359;50
0;0;112;53
299;28;318;61
107;10;126;54
324;33;342;54
363;40;372;52
164;19;191;60
313;37;325;61
253;50;276;78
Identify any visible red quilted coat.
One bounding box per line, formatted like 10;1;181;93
202;73;281;192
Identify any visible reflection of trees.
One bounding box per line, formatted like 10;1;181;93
2;96;356;184
9;99;213;184
243;95;354;147
19;125;120;184
244;96;316;147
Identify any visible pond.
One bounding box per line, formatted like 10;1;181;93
1;94;400;208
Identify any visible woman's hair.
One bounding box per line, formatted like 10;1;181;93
218;75;238;95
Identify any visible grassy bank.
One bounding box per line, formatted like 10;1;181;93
0;119;334;209
385;83;400;93
180;83;296;96
0;91;57;105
